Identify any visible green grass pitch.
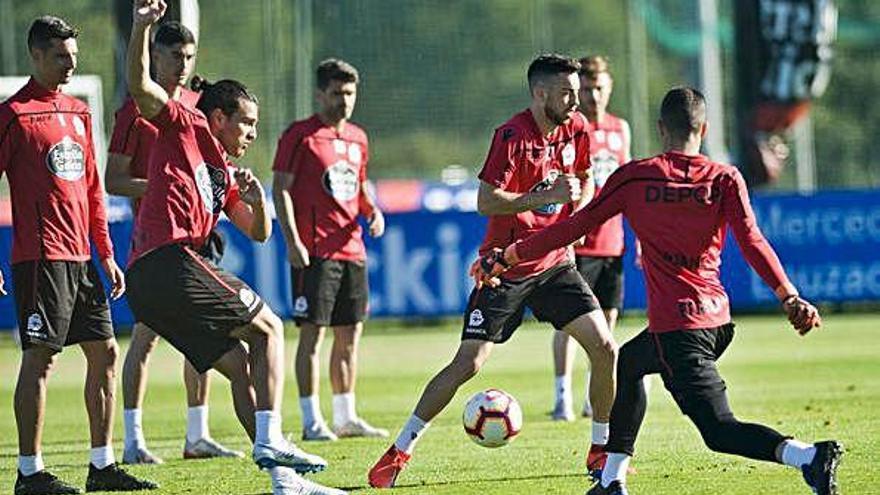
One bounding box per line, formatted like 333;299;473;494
0;313;876;494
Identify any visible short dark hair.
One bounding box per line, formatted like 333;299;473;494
316;58;359;90
660;87;707;141
27;15;78;51
153;21;196;47
527;54;580;90
578;55;610;80
192;77;258;117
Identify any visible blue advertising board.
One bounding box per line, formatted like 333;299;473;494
1;189;879;329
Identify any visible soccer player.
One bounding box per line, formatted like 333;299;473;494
124;2;343;494
474;87;842;495
106;20;241;465
368;54;618;489
273;58;387;442
0;15;156;495
552;55;633;421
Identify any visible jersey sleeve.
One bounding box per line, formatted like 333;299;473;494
721;168;791;291
149;99;187;131
108;101;139;156
572;128;591;178
83;113;114;259
515;165;629;262
272;125;303;175
0;105;16;178
477;125;519;188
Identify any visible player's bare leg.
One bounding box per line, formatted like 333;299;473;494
295;322;335;440
551;330;576;421
182;357;243;459
582;307;622;418
80;339;119;451
15;347;56;458
329;323;388;438
212;343;257;441
121;323;164;464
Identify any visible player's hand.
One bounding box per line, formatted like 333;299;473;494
234;167;265;207
469;248;510;289
782;295;822;336
368;210;385;238
101;257;126;300
133;0;166;26
544;173;582;204
0;270;6;296
288;241;310;269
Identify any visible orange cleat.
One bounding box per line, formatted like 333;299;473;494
368;445;411;488
587;444;636;480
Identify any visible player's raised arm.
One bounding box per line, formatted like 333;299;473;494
127;0;168;119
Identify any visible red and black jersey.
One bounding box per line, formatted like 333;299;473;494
0;78;113;264
478;109;591;280
272;115;369;262
575;113;629;258
130;99;241;262
516;151;792;332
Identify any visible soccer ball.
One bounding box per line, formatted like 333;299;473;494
462;389;523;448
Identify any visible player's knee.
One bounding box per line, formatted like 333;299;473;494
103;340;121;366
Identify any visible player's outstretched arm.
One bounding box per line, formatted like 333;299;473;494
228;167;271;242
127;0;168;119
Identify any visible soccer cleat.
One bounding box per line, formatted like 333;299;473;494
551;399;575;422
269;466;348;495
85;463;158;492
122;445;164;465
585;480;629;495
368;445;411;488
183;437;245;459
586;445;636;480
253;440;328;474
801;440;843;495
14;470;81;495
302;422;339;442
334;418;390;438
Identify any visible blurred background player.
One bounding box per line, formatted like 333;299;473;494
273;58;387;442
106;19;241;465
552;55;633;421
124;2;342;494
476;87;842;495
368;54;618;489
0;15;156;495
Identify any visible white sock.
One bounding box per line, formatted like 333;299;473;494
18;454;44;476
255;409;284;446
186;405;210;443
601;453;631;487
592;421;610;445
299;395;324;429
555;375;572;406
90;445;115;469
332;393;357;428
781;439;817;468
394;415;430;454
123;408;146;449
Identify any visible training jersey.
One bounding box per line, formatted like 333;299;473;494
108;88;200;214
272;115;368;262
575;113;629;258
0;78;113;264
478;109;590;280
516;151;791;332
130;99;241;262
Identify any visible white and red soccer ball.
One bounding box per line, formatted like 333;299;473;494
462;388;523;448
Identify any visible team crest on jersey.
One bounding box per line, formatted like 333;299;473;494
348;143;362;165
469;309;484;327
194;163;214;213
208;165;228;214
561;142;576;167
323;161;359;201
72;115;86;137
46;136;85;181
591;150;619;188
529;169;563;215
294;296;308;315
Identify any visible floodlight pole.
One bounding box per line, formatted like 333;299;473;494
626;0;650;158
293;0;314;119
698;0;730;163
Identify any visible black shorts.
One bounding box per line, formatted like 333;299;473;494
461;262;600;344
575;255;624;310
126;243;264;373
197;229;226;265
12;260;114;352
291;258;368;327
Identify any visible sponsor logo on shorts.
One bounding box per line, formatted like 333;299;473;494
468;309;484;327
464;327;487;336
46;136;85;181
239;288;260;312
26;313;46;339
294;296;308;316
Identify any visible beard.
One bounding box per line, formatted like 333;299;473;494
545;105;572;126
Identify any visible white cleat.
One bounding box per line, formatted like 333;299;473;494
184;437;245;459
122;444;164;465
269;466;347;495
333;418;389;438
253;440;328;474
302;422;338;442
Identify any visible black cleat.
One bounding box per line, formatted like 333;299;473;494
85;463;158;492
15;470;81;495
802;441;843;495
586;480;629;495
